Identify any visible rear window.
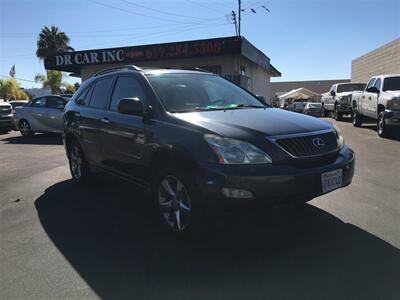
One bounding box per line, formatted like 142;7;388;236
337;84;366;93
383;76;400;91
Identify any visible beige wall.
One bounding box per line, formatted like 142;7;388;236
351;38;400;83
80;54;272;98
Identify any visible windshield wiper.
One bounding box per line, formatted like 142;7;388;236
236;104;266;108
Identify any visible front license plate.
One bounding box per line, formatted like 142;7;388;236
321;169;342;193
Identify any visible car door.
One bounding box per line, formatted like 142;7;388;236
101;75;148;181
78;76;115;165
363;78;377;118
28;97;48;131
43;96;67;132
369;78;382;115
326;84;336;111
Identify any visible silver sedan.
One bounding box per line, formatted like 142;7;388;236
14;95;68;136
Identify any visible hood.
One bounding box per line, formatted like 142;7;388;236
336;92;354;97
384;90;400;98
172;108;332;138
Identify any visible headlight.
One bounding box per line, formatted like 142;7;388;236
386;98;400;110
332;124;344;149
204;134;272;164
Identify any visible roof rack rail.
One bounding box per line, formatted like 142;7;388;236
94;65;142;77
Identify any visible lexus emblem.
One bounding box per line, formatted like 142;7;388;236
312;137;325;148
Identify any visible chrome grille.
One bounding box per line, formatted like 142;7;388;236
275;131;338;158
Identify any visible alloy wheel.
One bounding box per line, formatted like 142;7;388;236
378;114;384;135
20;121;30;136
158;175;192;232
69;145;82;179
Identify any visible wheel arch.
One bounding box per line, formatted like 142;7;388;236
377;104;385;115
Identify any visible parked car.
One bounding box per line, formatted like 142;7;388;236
63;65;355;236
9;100;29;130
0;101;13;133
60;93;74;100
14;95;68;136
352;74;400;137
303;102;323;117
291;100;307;113
321;83;366;120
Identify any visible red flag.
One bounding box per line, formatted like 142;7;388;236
9;65;15;78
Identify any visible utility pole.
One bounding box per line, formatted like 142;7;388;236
231;10;238;36
238;0;241;36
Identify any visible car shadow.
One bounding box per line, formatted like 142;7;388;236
35;179;400;300
360;123;400;141
2;133;63;145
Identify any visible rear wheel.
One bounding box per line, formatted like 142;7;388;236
377;112;390;137
68;140;92;183
154;168;201;237
19;119;33;136
352;110;363;127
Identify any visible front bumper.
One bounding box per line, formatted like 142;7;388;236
195;145;355;207
384;110;400;126
0;118;13;129
337;104;352;114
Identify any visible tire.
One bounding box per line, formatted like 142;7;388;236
68;139;92;184
334;106;342;121
352;110;363;127
377;112;390;138
153;167;201;238
19;119;33;137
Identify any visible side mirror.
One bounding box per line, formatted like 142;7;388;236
367;86;380;94
117;98;143;116
256;95;266;104
76;98;84;105
330;90;336;97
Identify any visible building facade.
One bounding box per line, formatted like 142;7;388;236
44;36;280;99
351;38;400;83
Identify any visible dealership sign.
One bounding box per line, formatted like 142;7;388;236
45;37;242;72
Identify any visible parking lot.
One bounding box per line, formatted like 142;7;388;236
0;119;399;299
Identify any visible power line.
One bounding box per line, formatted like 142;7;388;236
0;75;36;83
120;0;224;21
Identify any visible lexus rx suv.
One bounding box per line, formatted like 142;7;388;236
64;65;355;236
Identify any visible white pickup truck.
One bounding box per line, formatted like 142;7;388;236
352;74;400;137
321;82;366;120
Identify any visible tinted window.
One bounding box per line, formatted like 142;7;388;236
89;77;113;109
337;83;366;93
373;78;382;90
110;76;146;111
46;97;66;109
383;76;400;91
32;97;46;108
79;85;94;106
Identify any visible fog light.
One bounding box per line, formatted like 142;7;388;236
222;188;253;199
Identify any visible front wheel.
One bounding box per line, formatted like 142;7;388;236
377;112;390;137
19;120;33;136
352;110;363;127
334;106;342;121
154;168;200;237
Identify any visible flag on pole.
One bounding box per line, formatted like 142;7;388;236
9;65;16;78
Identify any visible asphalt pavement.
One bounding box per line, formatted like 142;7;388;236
0;119;399;299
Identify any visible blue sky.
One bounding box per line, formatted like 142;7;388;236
0;0;399;88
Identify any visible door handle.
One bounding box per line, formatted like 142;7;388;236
362;96;365;99
100;117;110;124
368;97;371;100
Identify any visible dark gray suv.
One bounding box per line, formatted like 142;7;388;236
64;65;355;236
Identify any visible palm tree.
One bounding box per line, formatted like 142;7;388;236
34;70;65;94
36;25;74;61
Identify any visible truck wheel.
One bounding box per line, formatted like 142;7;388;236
153;167;202;238
334;106;342;121
377;112;390;137
352;110;363;127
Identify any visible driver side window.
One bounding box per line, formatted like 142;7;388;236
32;97;46;108
366;78;376;91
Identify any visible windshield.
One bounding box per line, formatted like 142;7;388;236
146;73;266;112
308;103;322;108
337;83;366;93
383;76;400;91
